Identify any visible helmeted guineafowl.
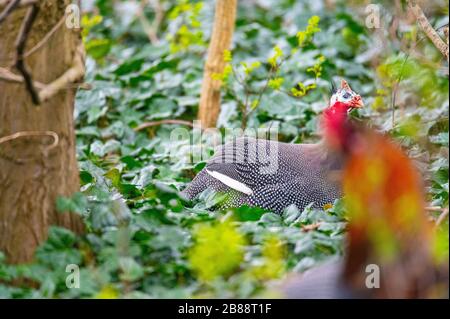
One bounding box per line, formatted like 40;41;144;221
181;79;364;214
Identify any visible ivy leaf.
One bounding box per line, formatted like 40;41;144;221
56;192;88;215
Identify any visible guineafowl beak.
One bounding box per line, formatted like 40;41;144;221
351;95;364;108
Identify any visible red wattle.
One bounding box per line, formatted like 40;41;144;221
321;102;353;150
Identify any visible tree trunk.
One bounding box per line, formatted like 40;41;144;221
198;0;237;128
0;0;84;264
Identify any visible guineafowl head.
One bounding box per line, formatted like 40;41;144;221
329;79;364;110
321;79;363;151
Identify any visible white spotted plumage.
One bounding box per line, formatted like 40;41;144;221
181;136;342;214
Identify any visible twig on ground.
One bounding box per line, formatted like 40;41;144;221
301;222;322;232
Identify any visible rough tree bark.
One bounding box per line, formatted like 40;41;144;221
0;0;84;264
198;0;237;128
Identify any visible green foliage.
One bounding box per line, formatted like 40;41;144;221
188;220;246;281
267;45;283;67
214;15;328;128
82;14;112;60
167;0;206;53
291;82;317;97
250;235;286;280
296;15;321;47
268;77;284;90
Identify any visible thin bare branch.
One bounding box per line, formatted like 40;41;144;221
0;66;91;91
23;13;65;58
15;3;40;104
407;0;449;61
435;208;449;227
0;66;45;89
246;65;276;119
0;0;20;24
0;3;89;101
0;130;59;151
137;0;164;44
134;119;196;131
425;206;447;212
38;44;86;102
0;0;37;8
444;26;449;45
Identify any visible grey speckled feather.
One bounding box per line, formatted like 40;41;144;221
181;136;343;214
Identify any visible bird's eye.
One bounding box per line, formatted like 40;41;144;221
342;92;351;99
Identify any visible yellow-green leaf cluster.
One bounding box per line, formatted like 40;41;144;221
251;99;260;109
95;285;119;299
188;221;246;282
223;49;233;62
211;64;232;82
168;1;205;53
291;82;316;97
371;89;388;111
211;50;234;81
307;55;326;79
81;14;103;38
241;61;262;75
81;14;112;60
297;15;321;47
267;45;283;68
169;25;205;53
168;0;203;20
250;236;286;280
432;225;449;264
268;77;284;90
